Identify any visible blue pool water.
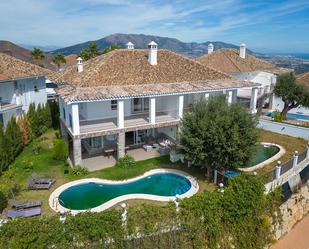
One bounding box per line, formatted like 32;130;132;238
59;173;191;210
267;112;309;121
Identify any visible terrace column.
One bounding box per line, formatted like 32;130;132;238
149;97;156;124
72;138;82;166
226;90;233;105
117;132;125;159
205;93;210;101
71;103;80;135
306;142;309;159
117;100;124;128
250;87;258;114
178;95;184;119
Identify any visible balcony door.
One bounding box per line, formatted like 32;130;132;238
131;98;149;113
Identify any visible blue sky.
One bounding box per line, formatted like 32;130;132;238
0;0;309;53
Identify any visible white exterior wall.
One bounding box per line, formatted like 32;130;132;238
17;76;47;112
156;95;178;117
232;71;276;98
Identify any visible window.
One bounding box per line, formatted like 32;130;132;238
111;100;117;110
132;98;149;113
34;85;39;92
0;114;3;127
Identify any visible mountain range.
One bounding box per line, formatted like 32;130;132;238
1;33;307;73
52;33;254;57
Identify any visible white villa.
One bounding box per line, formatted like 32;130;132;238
0;53;53;127
55;42;260;169
196;43;292;112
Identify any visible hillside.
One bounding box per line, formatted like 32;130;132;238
52;33;254;57
0;40;57;71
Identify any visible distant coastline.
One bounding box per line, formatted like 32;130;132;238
269;53;309;60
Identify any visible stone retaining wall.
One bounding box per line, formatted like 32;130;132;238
274;183;309;240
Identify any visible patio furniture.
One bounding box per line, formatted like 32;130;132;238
143;144;152;152
28;181;53;190
10;200;42;210
104;148;115;158
31;173;55;185
7;208;41;218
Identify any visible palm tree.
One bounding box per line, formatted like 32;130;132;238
52;53;66;70
30;48;45;60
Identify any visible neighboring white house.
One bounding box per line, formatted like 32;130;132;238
55;42;260;168
0;53;52;127
196;44;292;111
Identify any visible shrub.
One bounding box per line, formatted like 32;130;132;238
115;155;136;168
273;111;284;122
5;117;23;163
0;191;7;213
53;139;68;161
16;114;31;145
71;165;89;176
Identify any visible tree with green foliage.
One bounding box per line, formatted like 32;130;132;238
0;126;9;174
103;43;120;54
274;72;309;119
49;100;60;129
79;49;91;61
30;48;45;61
52;53;66;70
88;41;100;58
180;95;259;170
53;138;68;161
0;191;7;213
27;103;52;138
79;41;100;61
5;117;23;163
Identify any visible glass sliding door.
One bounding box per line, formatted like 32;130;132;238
132;98;149;113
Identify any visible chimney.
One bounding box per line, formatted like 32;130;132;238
148;41;157;65
239;43;246;59
76;57;83;72
208;43;214;54
126;42;134;49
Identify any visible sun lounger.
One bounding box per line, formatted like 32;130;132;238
10;200;42;210
30;173;55;185
28;181;52;190
7;208;41;218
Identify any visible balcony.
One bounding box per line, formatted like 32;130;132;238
79;111;178;134
0;102;22;113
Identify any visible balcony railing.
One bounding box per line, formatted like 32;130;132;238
79;111;179;134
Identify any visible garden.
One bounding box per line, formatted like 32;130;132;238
0;95;307;248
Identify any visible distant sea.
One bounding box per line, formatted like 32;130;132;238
270;53;309;60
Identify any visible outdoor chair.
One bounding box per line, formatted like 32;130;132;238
31;173;55;185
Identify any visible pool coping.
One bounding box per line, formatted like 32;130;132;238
238;142;286;172
49;168;199;214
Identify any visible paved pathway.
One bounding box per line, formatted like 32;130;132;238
271;215;309;249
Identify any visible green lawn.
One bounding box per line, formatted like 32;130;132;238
1;128;306;217
0;130;215;216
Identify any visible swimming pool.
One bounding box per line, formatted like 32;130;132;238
238;143;285;172
50;169;199;212
267;112;309;121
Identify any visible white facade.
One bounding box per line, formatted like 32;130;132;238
0;76;47;127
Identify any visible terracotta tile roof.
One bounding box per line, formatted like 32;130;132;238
196;48;289;74
55;49;260;102
57;79;259;103
55;49;231;86
0;52;55;81
64;54;78;66
297;72;309;88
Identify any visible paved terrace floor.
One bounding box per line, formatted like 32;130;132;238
82;147;161;172
79;112;178;134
